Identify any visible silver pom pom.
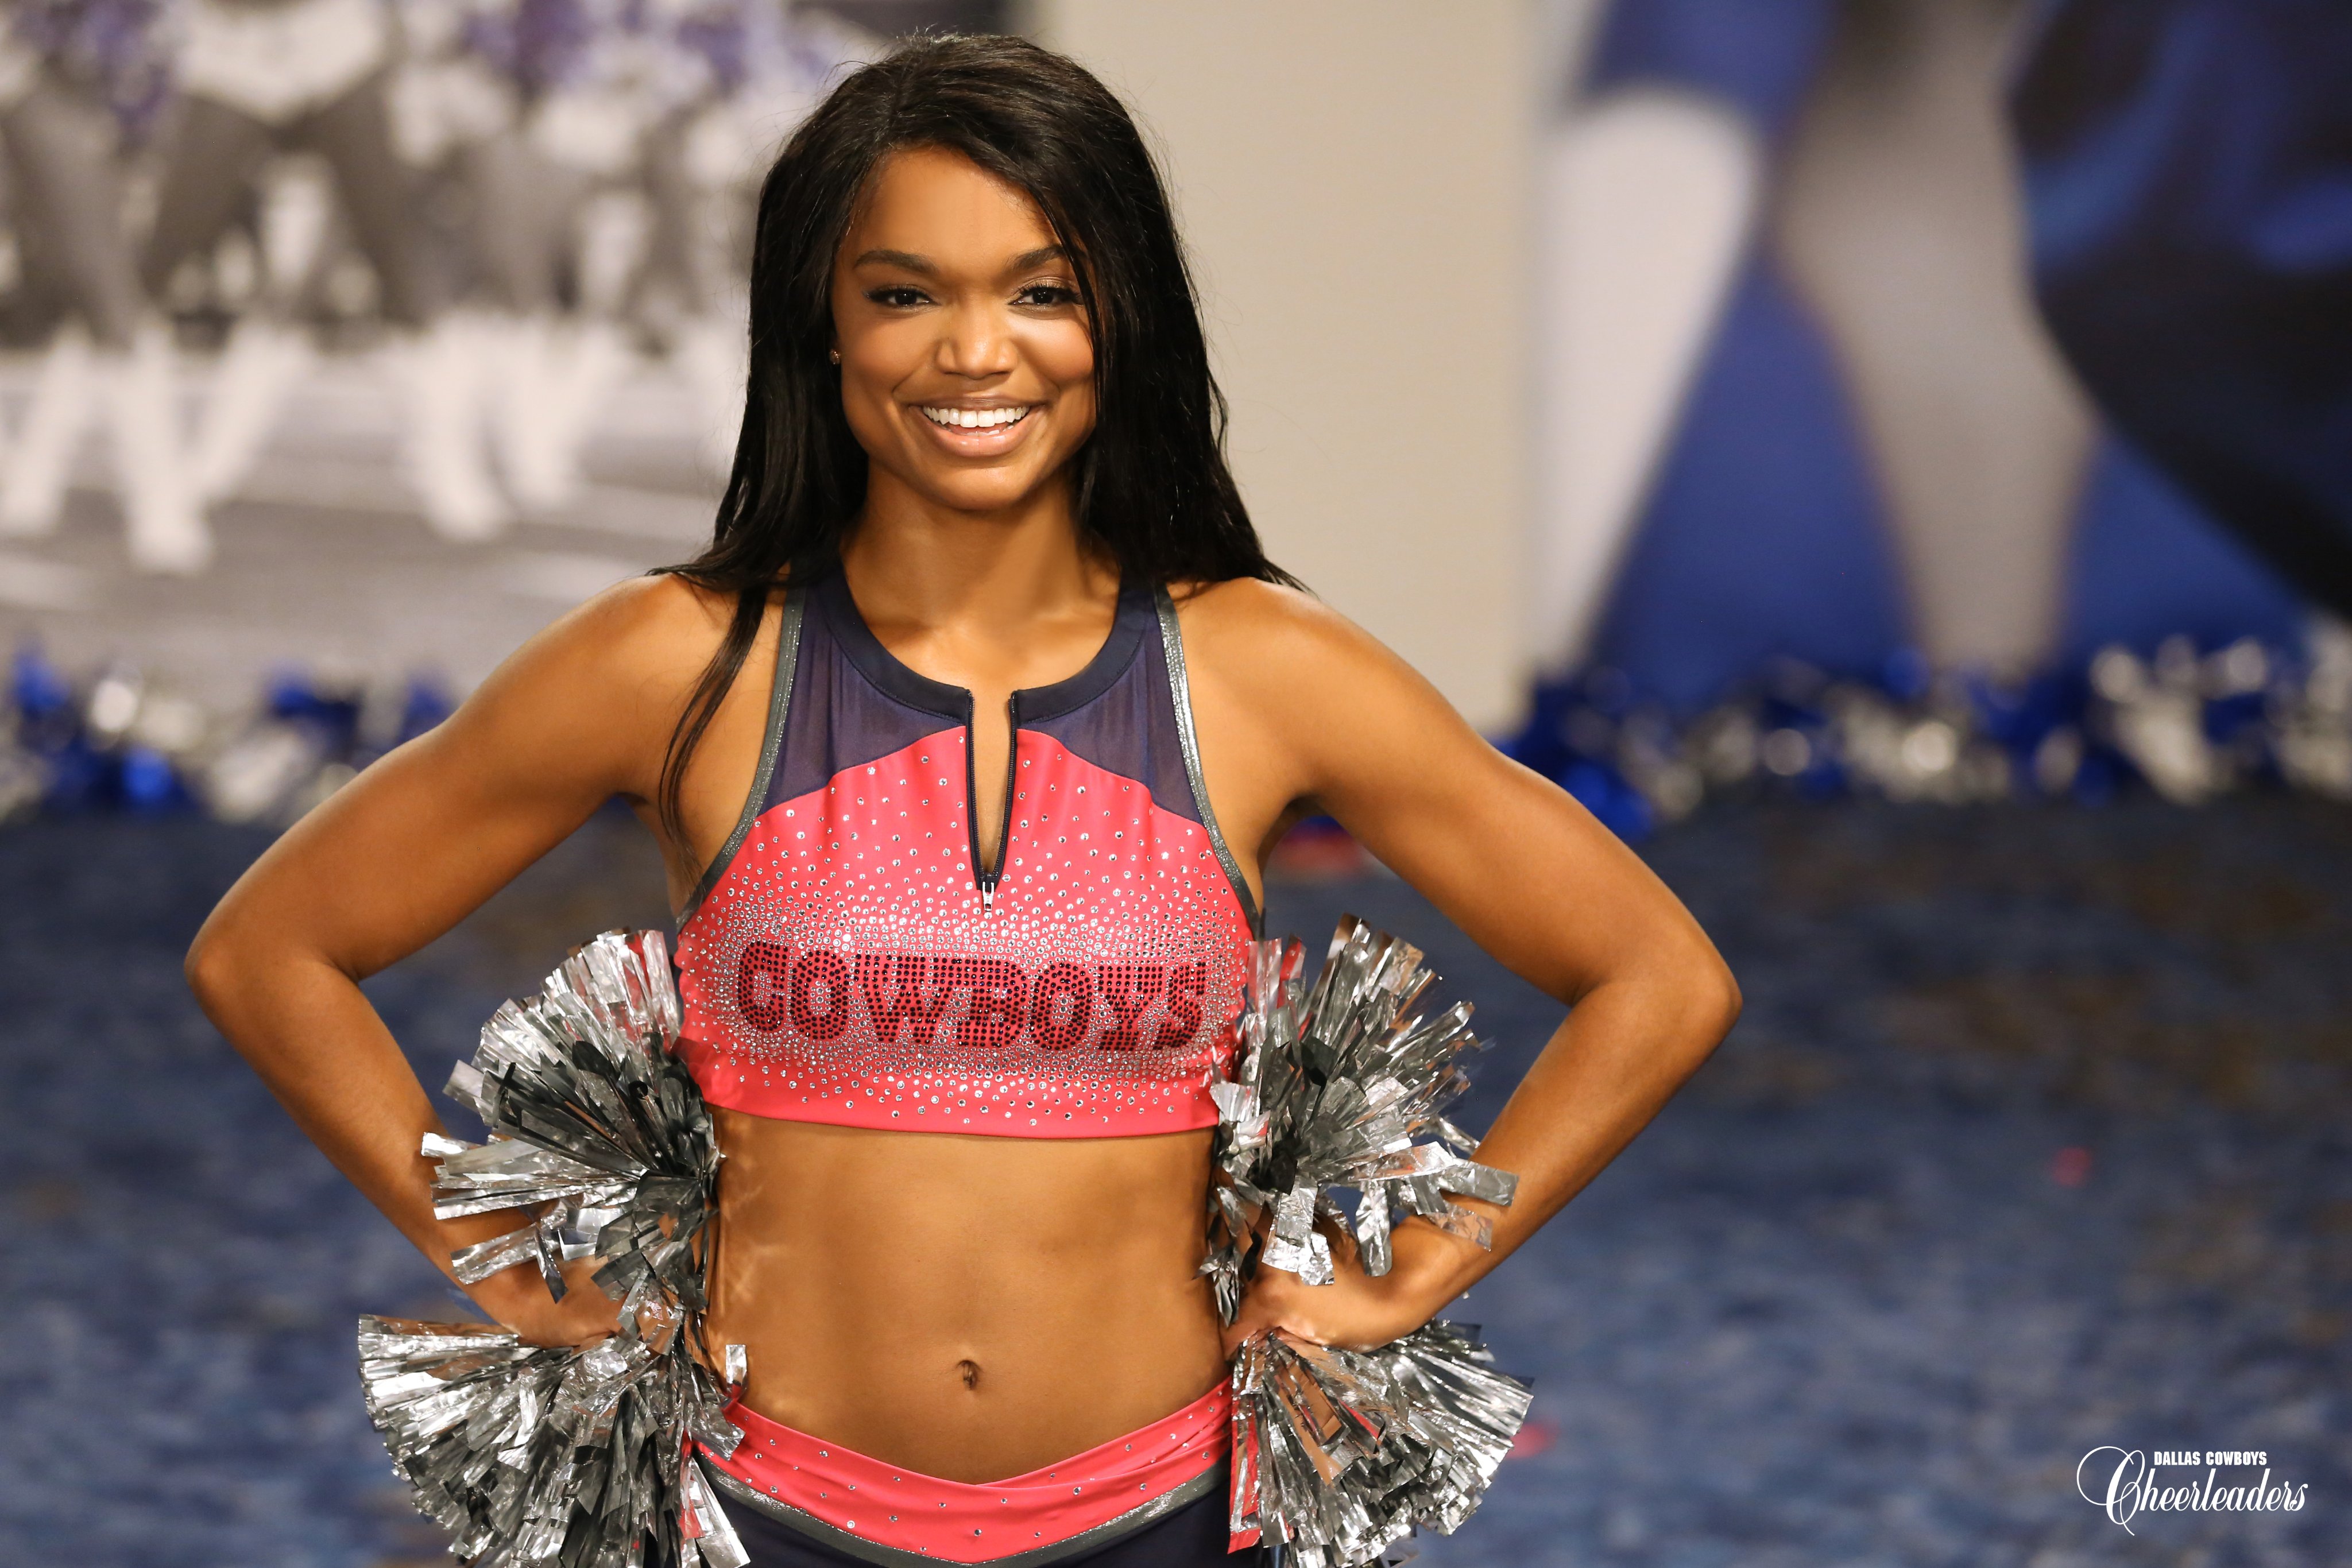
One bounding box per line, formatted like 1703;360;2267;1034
1210;916;1535;1566
359;930;748;1568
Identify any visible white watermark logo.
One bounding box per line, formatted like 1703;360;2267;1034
2076;1449;2310;1534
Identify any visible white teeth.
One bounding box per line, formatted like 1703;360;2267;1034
920;405;1030;430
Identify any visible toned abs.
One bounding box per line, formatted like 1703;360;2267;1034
703;1114;1229;1482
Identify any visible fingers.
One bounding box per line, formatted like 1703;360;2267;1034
1220;1264;1424;1358
521;1319;616;1350
1220;1284;1285;1358
1220;1273;1340;1359
509;1286;622;1350
1222;1314;1332;1360
1220;1302;1265;1360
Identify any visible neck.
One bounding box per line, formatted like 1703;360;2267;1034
840;467;1115;636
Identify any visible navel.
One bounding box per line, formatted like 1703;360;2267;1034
956;1358;981;1391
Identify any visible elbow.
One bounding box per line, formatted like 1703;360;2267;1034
1584;932;1741;1062
1705;954;1743;1041
184;910;250;1020
1667;937;1741;1056
184;922;226;1010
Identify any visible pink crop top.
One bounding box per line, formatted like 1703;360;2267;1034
672;572;1259;1137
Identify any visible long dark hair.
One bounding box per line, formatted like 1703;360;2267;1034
655;32;1293;858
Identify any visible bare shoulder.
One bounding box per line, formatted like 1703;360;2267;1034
1163;575;1469;819
1170;576;1434;703
544;571;740;671
479;572;747;710
420;572;770;806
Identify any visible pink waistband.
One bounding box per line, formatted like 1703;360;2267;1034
703;1381;1231;1563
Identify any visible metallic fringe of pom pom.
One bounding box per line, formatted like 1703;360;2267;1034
357;930;749;1568
1209;916;1535;1566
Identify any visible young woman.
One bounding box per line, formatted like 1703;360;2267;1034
188;34;1740;1567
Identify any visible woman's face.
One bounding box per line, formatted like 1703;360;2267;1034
830;146;1097;517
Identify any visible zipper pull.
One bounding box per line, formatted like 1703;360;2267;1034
981;882;995;915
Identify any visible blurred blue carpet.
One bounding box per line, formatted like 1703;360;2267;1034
2;802;2348;1567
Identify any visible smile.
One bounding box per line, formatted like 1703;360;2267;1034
918;405;1035;429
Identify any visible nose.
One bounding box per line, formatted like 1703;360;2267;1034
935;300;1018;380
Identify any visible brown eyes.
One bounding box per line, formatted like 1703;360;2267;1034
861;284;1080;310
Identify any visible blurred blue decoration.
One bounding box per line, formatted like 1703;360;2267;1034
118;746;186;813
1562;760;1655;841
1498;620;2352;838
11;646;105;811
40;738;111;811
1961;667;2076;766
2071;750;2121;807
9;636;2348;837
2012;0;2352;617
1583;0;1836;140
266;666;363;754
1589;264;1909;713
2;648;462;826
1881;648;1932;705
13;645;75;742
2058;439;2309;666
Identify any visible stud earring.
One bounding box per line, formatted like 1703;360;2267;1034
828;349;841;365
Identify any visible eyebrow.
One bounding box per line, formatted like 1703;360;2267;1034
851;244;1068;276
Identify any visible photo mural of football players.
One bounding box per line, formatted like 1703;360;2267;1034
631;8;753;481
144;0;508;539
0;0;210;574
450;1;884;510
637;1;884;478
443;0;631;517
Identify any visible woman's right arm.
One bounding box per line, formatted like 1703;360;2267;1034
185;575;751;1345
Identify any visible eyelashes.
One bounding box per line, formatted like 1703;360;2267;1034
860;282;1082;310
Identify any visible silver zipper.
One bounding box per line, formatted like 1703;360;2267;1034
969;691;1020;914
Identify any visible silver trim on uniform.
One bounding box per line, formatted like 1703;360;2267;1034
708;1461;1224;1568
1155;588;1262;938
679;589;804;928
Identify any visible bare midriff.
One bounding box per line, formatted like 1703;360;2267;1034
701;1112;1231;1484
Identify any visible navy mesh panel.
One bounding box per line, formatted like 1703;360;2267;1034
1026;615;1202;827
771;573;1204;826
765;578;964;811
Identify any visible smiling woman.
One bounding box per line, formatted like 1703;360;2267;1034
184;33;1740;1568
830;146;1100;556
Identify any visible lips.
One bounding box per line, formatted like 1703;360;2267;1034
908;401;1040;456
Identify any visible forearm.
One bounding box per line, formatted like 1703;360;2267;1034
187;937;521;1280
1386;957;1739;1310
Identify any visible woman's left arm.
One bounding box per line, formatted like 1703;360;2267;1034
1187;583;1742;1354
